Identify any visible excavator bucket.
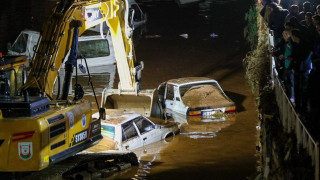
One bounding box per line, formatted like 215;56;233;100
101;89;163;118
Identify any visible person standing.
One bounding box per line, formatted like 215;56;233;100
285;5;300;22
291;29;312;116
298;1;312;21
268;2;289;43
281;30;294;102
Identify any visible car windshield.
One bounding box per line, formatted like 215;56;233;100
122;120;139;141
78;39;110;58
134;116;155;134
101;124;115;140
179;82;221;98
10;33;28;53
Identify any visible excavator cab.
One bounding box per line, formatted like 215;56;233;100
0;55;27;100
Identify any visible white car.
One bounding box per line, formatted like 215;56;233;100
158;77;236;117
98;111;179;151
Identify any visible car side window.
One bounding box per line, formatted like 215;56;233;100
158;83;166;96
134;116;155;134
121;120;139;141
166;84;174;100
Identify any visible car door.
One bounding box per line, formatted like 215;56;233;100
157;82;166;107
121;120;142;150
173;85;187;114
165;83;175;110
133;116;160;146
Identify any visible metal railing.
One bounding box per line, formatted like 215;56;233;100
268;29;319;180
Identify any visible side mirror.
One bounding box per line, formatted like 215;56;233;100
7;43;12;51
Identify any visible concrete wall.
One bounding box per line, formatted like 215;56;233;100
0;0;57;52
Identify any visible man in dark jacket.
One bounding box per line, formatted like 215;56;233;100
268;3;289;43
291;29;312;115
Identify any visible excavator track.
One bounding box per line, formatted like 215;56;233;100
0;152;138;180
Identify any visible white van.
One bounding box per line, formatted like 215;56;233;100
7;30;40;61
7;30;115;68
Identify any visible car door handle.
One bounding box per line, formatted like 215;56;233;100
143;137;147;141
125;145;129;150
170;103;173;105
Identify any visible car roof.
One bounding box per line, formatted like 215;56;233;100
21;29;40;35
167;77;218;86
101;110;141;125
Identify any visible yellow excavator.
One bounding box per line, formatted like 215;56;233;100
0;0;150;172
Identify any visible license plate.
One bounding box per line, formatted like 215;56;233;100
202;111;215;117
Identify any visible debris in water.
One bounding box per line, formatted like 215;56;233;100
145;35;161;39
180;132;217;139
179;34;188;39
210;32;218;38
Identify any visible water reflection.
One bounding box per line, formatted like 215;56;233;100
131;138;175;180
166;109;236;139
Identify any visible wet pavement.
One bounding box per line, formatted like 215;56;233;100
77;0;258;179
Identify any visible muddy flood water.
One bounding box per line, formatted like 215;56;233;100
77;0;259;179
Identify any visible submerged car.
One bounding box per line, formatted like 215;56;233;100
96;111;179;151
158;77;236;117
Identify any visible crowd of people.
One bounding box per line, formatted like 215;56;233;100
260;0;320;134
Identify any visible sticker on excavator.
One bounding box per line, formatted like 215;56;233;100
67;111;74;129
44;155;49;163
82;114;86;127
90;120;101;137
18;142;33;160
72;130;88;146
84;4;104;28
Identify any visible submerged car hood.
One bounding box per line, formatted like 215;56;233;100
181;85;234;109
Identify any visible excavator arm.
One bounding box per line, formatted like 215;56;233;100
21;0;136;98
